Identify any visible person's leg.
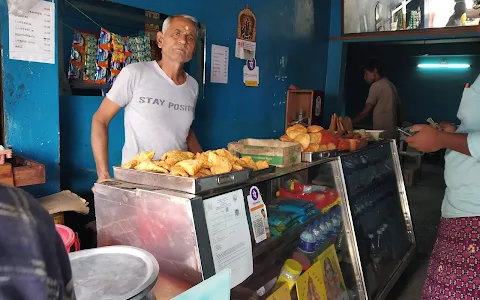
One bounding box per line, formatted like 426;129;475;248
421;216;480;299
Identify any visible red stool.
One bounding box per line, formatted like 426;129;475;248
55;224;80;253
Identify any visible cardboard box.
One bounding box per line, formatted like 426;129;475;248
11;156;45;187
38;190;90;224
228;139;301;168
0;163;14;186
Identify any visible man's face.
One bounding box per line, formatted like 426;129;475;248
363;69;377;85
157;17;197;64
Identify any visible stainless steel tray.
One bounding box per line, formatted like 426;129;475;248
113;166;251;194
251;165;276;177
69;245;159;300
301;150;339;162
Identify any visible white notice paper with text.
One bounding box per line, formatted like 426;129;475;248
210;44;229;84
203;189;253;288
8;1;55;64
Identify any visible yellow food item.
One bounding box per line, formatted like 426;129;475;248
121;148;269;177
136;151;156;162
329;113;338;132
135;161;169;173
256;160;269;170
170;166;189;177
208;152;233;174
193;168;212;178
211;162;232;175
279;134;293;142
327;143;337;150
120;161;136;169
239;156;257;170
342;117;353;132
153;160;171;170
162;150;195;166
304;144;320;152
286;124;307;139
215;148;239;164
307;125;323;133
319;144;328;151
232;164;244;171
308;132;322;144
195;152;212;168
121;151;155;169
175;159;203;176
294;133;311;151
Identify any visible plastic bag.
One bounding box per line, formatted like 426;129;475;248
6;0;42;16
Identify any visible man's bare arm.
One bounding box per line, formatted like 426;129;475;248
91;98;121;181
187;129;202;153
352;103;374;125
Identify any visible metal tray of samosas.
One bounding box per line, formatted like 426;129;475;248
113;166;251;194
301;150;339;162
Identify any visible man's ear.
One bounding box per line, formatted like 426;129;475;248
156;31;164;49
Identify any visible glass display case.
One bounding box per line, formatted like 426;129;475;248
340;141;416;299
94;141;414;299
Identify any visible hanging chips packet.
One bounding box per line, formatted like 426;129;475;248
68;30;98;83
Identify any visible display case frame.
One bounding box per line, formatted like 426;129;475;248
94;141;415;299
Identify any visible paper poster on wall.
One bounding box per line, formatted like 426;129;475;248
8;0;55;64
203;189;253;288
243;59;259;87
235;7;256;60
235;39;256;60
211;44;229;84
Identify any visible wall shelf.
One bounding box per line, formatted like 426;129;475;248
333;25;480;42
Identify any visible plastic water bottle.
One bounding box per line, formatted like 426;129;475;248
312;221;323;252
376;229;384;258
332;209;342;232
369;233;381;273
298;226;316;260
382;224;392;259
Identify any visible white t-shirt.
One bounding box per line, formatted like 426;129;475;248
106;61;199;163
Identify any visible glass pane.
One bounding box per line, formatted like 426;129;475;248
240;160;364;299
340;143;414;298
343;0;480;34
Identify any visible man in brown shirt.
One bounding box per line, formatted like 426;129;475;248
352;58;402;139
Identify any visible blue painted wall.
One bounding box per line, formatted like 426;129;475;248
59;0;333;196
1;0;60;196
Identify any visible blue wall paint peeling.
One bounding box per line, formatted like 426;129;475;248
60;0;332;195
1;0;60;196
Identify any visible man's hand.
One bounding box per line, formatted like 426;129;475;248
438;122;457;133
404;125;443;153
92;174;111;193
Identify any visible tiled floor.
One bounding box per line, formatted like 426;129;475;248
386;164;445;300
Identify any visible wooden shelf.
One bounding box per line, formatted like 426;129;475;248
333;25;480;42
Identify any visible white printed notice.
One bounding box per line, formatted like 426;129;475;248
235;39;256;60
210;44;229;84
203;189;253;288
8;1;55;64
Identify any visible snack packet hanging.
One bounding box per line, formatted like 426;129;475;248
68;30;98;83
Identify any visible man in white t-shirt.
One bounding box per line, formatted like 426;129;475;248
91;15;203;183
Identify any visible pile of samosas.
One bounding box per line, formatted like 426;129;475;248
279;124;338;152
121;149;269;178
